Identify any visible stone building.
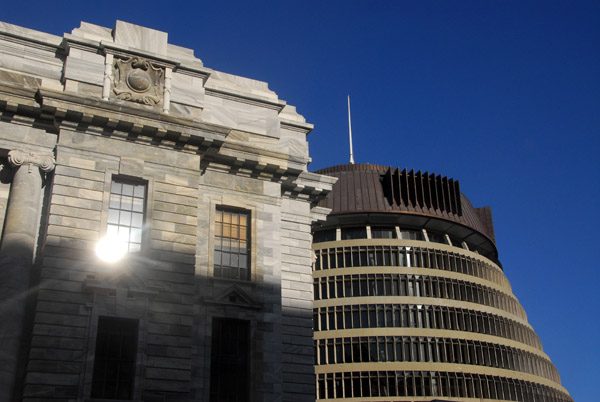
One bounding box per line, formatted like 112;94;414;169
311;163;572;402
0;20;334;402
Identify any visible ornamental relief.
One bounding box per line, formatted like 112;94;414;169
112;57;164;106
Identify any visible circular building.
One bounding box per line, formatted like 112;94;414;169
312;163;572;402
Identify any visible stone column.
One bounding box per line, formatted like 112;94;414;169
0;150;55;402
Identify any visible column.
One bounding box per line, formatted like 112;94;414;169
0;150;55;402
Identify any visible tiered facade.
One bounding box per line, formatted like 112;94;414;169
312;163;572;402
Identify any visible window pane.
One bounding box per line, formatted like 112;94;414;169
121;183;133;196
131;213;143;228
109;194;120;209
111;181;122;194
108;209;119;224
133;185;145;198
121;196;133;211
118;227;130;241
132;197;144;212
130;228;142;244
119;211;131;226
214;208;250;280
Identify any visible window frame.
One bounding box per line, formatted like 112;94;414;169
100;172;152;258
106;177;147;254
90;316;139;400
209;317;252;402
213;206;252;281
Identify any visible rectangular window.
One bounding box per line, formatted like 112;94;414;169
371;227;396;239
91;316;138;400
341;226;367;240
210;318;250;402
214;208;250;280
107;179;146;252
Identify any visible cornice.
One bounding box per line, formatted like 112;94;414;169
0;28;62;52
279;118;314;134
39;88;229;149
62;35;212;83
204;87;286;111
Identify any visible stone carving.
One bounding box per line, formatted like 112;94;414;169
8;150;55;174
112;57;163;106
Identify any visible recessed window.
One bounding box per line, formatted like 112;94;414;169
210;318;250;402
341;227;367;240
399;229;423;241
427;232;446;244
107;179;146;252
371;227;397;239
214;208;250;280
91;316;138;400
313;229;336;243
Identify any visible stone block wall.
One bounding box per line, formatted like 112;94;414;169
0;20;334;402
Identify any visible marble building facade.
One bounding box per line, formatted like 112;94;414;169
0;20;334;402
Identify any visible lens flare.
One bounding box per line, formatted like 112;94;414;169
95;235;128;263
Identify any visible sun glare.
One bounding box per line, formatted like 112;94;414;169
95;235;128;263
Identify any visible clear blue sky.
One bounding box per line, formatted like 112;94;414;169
4;1;599;401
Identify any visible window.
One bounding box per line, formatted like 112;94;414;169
371;227;397;239
214;208;250;280
399;229;422;240
314;229;336;243
341;226;367;240
107;179;146;252
210;318;250;402
91;316;138;400
427;231;446;244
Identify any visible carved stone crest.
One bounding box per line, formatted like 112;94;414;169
112;57;163;106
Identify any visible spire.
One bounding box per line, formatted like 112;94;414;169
347;95;355;164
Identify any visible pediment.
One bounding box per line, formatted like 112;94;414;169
205;285;262;310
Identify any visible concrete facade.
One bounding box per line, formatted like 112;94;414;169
311;164;572;402
0;21;334;402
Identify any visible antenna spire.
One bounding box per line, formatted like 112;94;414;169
347;95;355;164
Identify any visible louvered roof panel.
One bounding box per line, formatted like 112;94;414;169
315;163;495;242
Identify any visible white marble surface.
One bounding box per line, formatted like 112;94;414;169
113;20;168;56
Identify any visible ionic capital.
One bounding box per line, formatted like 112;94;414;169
8;150;55;173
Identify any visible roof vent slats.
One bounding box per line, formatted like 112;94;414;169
382;167;462;218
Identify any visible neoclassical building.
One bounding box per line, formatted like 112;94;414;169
311;163;572;402
0;21;334;402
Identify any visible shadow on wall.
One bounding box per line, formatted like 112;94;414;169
14;241;316;402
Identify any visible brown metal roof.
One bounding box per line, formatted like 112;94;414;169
315;163;496;243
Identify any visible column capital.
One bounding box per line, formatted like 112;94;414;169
8;150;55;173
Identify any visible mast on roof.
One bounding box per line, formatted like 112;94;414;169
347;95;355;164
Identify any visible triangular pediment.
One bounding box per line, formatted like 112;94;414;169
206;285;262;310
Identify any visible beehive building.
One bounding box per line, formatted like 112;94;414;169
312;163;572;402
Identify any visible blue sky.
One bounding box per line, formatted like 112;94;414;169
4;1;599;401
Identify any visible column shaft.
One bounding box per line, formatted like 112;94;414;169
0;150;54;402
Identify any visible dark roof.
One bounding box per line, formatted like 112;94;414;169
315;163;496;243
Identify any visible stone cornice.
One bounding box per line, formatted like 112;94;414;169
0;84;323;182
279;118;314;134
0;85;332;193
204;87;286;111
281;171;336;202
0;25;63;51
62;35;212;83
38;88;230;150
